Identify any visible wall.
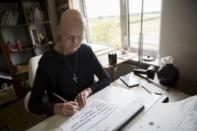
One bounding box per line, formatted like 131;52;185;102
160;0;197;83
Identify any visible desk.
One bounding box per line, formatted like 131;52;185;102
112;72;189;102
126;95;197;131
27;85;163;131
97;49;196;96
27;72;190;131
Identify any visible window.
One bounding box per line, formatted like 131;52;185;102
73;0;162;57
129;0;162;58
83;0;121;48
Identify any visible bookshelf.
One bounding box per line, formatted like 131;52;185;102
0;0;70;99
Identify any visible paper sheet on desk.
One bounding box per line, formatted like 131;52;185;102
59;99;118;131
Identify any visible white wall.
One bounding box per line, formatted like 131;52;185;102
160;0;197;83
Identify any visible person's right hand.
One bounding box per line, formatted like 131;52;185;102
53;101;79;117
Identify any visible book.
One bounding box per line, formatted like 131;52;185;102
34;7;44;23
6;11;12;26
13;12;19;25
8;11;14;26
1;11;9;26
30;28;39;45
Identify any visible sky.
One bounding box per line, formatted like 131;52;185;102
85;0;162;17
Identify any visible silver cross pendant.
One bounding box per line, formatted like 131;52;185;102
73;74;78;83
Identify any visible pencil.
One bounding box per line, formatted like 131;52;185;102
52;92;68;102
141;85;152;94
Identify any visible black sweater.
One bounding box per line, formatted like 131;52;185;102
28;44;111;115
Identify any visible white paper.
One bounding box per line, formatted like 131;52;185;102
59;99;118;131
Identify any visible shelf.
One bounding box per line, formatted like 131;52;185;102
0;21;50;28
0;24;27;28
11;47;34;53
10;42;54;53
34;42;54;48
0;84;18;107
22;0;42;2
0;0;56;98
0;71;12;80
27;21;51;25
15;65;28;75
0;0;18;3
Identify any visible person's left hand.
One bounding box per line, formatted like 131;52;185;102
75;87;92;109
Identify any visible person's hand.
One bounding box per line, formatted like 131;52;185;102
53;101;79;117
75;87;92;109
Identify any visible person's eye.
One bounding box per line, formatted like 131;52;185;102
66;36;73;40
78;36;82;40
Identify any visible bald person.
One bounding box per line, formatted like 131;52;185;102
28;9;111;116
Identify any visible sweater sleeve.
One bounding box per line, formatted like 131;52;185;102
88;46;111;93
28;61;54;115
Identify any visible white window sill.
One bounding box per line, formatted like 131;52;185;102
87;43;159;68
86;43;117;56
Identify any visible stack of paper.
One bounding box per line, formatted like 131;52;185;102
59;99;144;131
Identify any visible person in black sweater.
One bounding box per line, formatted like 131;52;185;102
28;9;111;116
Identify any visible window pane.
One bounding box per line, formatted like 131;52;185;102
129;0;161;57
85;0;121;48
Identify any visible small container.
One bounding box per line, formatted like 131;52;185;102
108;53;117;65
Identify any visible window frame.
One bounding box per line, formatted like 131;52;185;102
128;0;162;58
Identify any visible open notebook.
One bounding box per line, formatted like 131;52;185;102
59;99;144;131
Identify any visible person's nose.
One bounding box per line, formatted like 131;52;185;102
72;37;78;46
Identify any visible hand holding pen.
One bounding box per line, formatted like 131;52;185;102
52;87;92;117
52;92;79;117
53;102;79;117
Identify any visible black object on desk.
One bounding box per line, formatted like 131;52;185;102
133;66;156;80
108;53;117;65
115;104;145;131
157;64;179;86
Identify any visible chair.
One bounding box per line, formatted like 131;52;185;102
28;55;42;87
24;55;42;112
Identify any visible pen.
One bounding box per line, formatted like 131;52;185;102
140;85;152;94
52;92;68;102
155;92;163;95
52;92;80;111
